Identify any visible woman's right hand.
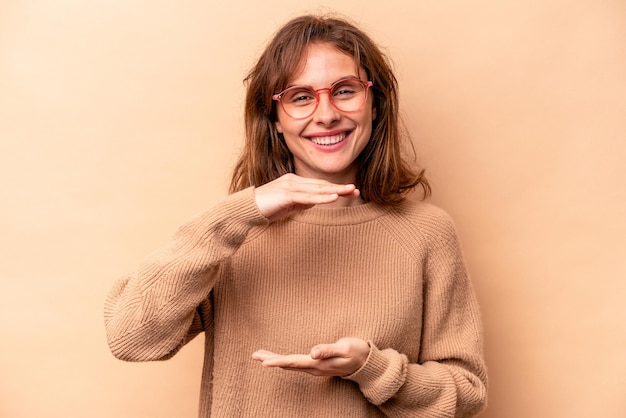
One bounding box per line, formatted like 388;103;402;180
253;173;360;222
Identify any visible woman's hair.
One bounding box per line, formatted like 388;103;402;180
229;14;431;205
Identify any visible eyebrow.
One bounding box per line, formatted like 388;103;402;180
283;75;361;90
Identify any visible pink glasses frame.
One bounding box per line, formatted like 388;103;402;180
272;77;374;120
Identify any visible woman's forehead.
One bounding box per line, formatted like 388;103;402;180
285;43;364;86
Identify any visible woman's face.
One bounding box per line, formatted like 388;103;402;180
274;42;375;184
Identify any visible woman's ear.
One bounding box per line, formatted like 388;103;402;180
275;120;283;133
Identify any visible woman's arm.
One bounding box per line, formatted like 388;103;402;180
104;175;358;362
104;187;268;362
345;213;488;417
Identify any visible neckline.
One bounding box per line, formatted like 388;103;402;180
288;202;389;226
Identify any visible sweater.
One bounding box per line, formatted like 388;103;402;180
104;187;488;417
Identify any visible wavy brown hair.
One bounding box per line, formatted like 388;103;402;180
229;14;430;205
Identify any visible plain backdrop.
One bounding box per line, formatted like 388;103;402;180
1;0;625;417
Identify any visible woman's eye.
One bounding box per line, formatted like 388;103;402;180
294;94;313;102
287;91;315;104
333;87;357;97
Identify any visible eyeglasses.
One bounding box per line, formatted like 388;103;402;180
272;76;374;119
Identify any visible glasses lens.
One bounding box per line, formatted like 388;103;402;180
330;79;367;113
280;79;368;119
281;87;317;119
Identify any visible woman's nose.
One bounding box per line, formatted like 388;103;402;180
313;90;340;124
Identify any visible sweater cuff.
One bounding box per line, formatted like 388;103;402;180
190;187;268;242
343;342;408;405
218;186;268;225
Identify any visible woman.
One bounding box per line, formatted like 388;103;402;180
105;14;488;417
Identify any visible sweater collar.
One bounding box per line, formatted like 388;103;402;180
287;202;389;226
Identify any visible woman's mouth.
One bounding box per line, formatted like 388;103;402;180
309;133;347;146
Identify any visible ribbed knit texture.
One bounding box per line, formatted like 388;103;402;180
104;187;487;417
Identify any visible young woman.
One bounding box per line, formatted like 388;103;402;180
105;14;488;417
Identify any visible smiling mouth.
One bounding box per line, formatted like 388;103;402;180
309;133;347;146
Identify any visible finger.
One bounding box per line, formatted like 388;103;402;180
314;183;357;197
310;343;345;360
251;350;280;361
291;184;355;200
259;354;315;369
333;186;360;199
280;356;353;376
288;175;356;196
293;185;359;206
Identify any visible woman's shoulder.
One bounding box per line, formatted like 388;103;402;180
380;198;460;248
390;198;456;229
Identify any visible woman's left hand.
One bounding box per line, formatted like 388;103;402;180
252;337;370;377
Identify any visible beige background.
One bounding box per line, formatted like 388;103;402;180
1;0;625;417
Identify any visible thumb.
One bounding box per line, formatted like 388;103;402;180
310;343;342;360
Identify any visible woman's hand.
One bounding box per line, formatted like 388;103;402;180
252;337;370;377
253;173;360;222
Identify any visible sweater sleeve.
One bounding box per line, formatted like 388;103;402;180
104;187;268;362
344;210;488;417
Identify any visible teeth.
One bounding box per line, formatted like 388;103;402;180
310;134;346;146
